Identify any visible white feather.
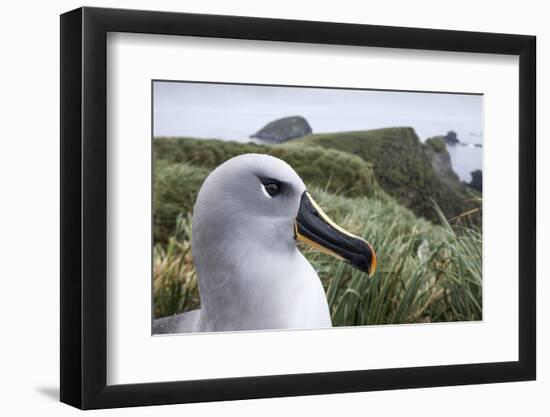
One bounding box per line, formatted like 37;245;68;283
153;154;332;334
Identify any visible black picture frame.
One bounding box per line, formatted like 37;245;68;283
60;6;536;410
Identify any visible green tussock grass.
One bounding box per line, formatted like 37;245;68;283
153;186;482;325
154;137;379;196
155;131;480;227
154;136;382;243
287;127;480;224
425;136;447;153
305;189;482;325
154;161;211;244
153;213;201;318
153;129;482;326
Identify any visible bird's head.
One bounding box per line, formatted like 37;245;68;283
191;153;376;276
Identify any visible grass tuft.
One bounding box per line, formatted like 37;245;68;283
153;188;482;325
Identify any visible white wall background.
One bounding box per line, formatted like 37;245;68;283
0;0;546;415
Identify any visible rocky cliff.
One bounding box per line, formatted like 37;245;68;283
287;128;480;225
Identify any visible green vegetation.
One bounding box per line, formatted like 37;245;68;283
155;137;379;197
153;212;200;318
154;136;381;242
153;127;482;325
154;187;482;324
154;161;210;244
425;136;447;153
155;129;480;231
287;128;479;224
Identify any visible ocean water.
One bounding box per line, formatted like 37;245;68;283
446;144;482;183
425;126;482;183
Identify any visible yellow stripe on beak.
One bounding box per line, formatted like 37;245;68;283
294;191;377;277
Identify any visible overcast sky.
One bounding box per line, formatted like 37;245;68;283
153;81;483;144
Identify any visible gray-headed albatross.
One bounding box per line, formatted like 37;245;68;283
153;154;376;334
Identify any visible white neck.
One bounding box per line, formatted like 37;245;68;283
195;247;332;332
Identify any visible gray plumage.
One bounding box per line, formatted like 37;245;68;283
153;154;332;334
153;310;200;334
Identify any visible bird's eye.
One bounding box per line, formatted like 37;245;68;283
262;181;281;197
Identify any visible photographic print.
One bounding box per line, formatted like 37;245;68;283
152;81;483;334
60;9;536;407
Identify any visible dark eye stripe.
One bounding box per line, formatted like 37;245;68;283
264;182;280;197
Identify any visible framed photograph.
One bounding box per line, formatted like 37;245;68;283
60;6;536;409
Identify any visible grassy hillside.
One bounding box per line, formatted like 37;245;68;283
153;128;482;326
154;161;210;244
154;136;382;242
154;182;482;325
155;137;379;196
286;128;480;224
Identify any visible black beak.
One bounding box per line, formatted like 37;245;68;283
294;191;376;276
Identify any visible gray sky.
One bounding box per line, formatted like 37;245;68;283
153;81;483;144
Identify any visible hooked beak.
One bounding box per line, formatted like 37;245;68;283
294;191;377;277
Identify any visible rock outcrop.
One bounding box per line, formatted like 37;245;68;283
443;130;460;145
424;136;460;186
250;116;312;143
467;170;482;192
